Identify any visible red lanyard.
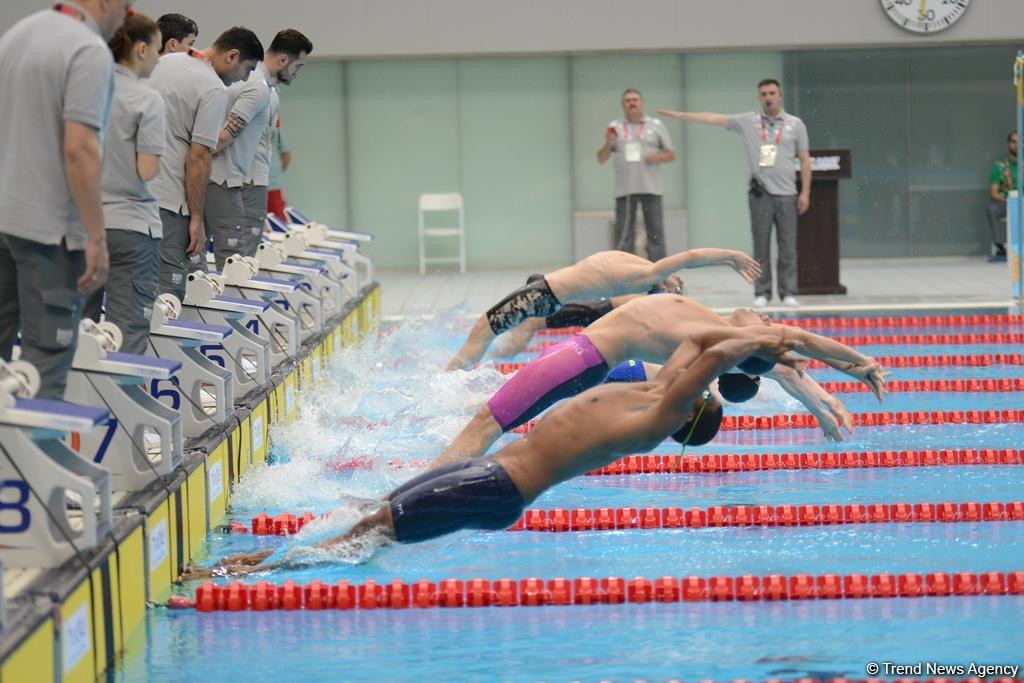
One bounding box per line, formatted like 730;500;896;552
1005;159;1016;190
52;3;85;21
760;115;784;145
188;48;214;68
623;120;645;142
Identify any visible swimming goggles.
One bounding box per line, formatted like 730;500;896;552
679;388;711;453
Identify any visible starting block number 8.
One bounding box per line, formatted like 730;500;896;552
0;479;31;533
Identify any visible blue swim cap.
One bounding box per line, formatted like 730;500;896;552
717;373;760;403
737;356;776;375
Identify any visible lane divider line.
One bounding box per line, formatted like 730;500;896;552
179;570;1024;611
497;353;1024;375
245;500;1024;536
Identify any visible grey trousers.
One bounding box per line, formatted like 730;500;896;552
987;201;1007;248
614;193;666;261
749;191;798;299
84;230;160;355
204;182;246;272
0;234;85;399
158;208;190;301
240;183;268;257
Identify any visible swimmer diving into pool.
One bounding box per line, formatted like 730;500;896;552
445;247;761;370
183;325;810;577
431;294;887;468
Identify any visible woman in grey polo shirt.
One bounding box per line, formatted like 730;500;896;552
84;12;165;355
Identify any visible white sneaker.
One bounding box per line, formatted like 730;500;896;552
782;295;801;307
753;295;768;308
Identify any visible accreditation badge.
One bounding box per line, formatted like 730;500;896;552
758;143;778;167
625;141;642;163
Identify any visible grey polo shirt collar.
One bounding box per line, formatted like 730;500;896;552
56;0;102;37
760;108;786;124
255;60;273;88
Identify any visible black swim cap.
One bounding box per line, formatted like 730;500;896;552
737;356;776;375
526;273;544;285
670;397;724;446
718;373;761;403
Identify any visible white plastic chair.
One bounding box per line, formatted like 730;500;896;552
418;193;466;275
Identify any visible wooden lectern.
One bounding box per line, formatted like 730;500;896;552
797;149;852;295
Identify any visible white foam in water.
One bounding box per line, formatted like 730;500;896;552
230;315;507;514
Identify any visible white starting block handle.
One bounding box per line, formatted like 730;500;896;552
256;242;288;268
73;319;123;366
0;360;40;410
279;231;310;257
185;271;225;306
150;294;182;331
223;254;261;285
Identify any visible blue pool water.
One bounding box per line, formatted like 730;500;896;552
114;312;1024;682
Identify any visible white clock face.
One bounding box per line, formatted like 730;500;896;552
881;0;971;34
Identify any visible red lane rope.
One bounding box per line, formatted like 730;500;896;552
248;500;1024;536
320;447;1022;480
497;353;1024;375
524;333;1024;356
818;378;1024;393
534;313;1024;338
588;447;1023;476
186;570;1024;611
512;409;1024;435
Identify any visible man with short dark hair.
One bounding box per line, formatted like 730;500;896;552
238;29;313;256
598;88;676;260
148;27;264;298
156;13;197;54
659;79;812;308
0;0;129;399
987;131;1018;262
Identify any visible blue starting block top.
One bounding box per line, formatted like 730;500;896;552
0;398;110;432
279;260;326;274
87;352;182;379
284;207;309;224
304;247;344;258
212;295;270;312
155;319;232;342
248;276;298;291
284;208;373;242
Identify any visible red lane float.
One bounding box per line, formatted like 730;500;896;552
533;313;1024;338
251;498;1024;536
190;569;1024;611
497;353;1024;375
511;409;1024;435
506;500;1024;533
524;333;1024;356
321;447;1023;479
586;447;1023;476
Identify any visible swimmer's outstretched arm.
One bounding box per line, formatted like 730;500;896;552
649;331;798;437
655;110;730;129
649;248;761;284
781;328;889;401
492;317;547;358
765;365;852;442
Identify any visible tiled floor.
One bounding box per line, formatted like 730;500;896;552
378;256;1018;319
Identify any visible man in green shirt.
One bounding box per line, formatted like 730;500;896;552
987;131;1018;262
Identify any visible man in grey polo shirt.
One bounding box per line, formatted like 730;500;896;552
597;88;676;260
0;0;128;399
659;79;812;308
240;30;313;256
148;27;264;300
212;29;311;261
